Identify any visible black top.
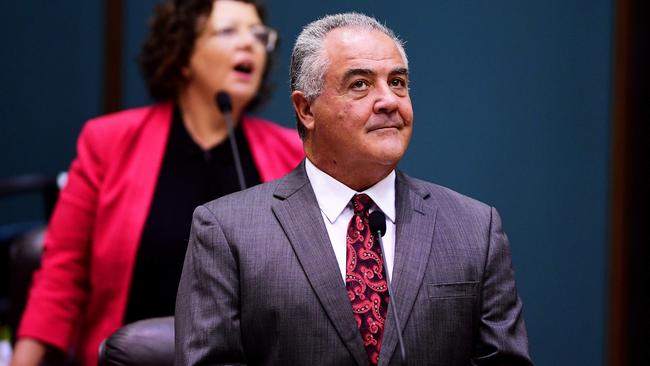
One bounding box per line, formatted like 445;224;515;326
123;107;261;323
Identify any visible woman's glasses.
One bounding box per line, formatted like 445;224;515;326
213;24;278;52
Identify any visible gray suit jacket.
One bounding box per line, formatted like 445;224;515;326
175;163;532;365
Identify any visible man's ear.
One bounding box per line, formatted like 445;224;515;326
291;91;315;132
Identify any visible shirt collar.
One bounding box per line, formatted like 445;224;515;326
305;158;396;224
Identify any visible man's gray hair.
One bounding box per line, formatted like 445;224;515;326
290;12;408;138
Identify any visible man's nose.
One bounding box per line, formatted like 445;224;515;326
373;84;399;114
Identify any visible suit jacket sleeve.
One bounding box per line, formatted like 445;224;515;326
471;207;533;365
175;205;247;366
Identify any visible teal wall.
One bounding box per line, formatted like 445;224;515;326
1;1;613;364
0;2;103;223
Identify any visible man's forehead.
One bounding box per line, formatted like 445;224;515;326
324;27;399;55
323;27;406;69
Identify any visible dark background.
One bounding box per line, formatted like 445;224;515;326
1;1;646;365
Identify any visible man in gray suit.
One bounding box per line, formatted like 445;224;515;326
176;12;532;366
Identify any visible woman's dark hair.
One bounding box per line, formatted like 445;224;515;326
139;0;274;110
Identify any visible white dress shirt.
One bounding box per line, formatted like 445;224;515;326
305;158;396;283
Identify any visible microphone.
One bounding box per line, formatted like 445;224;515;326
369;210;406;365
368;211;386;238
214;91;246;191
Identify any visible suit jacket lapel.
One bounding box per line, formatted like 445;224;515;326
379;171;438;366
271;163;369;366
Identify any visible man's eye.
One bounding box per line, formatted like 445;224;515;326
390;78;407;88
351;80;369;90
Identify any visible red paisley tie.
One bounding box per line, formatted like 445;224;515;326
345;194;389;365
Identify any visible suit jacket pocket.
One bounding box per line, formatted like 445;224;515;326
427;281;479;299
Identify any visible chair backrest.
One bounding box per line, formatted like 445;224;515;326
98;316;174;366
1;172;61;334
8;226;46;335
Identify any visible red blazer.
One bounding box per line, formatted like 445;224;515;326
17;102;304;366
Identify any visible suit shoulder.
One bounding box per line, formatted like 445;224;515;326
401;174;500;249
401;173;492;215
200;179;280;218
82;103;170;139
75;103;171;160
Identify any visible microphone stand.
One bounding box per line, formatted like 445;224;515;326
370;211;406;365
214;91;246;191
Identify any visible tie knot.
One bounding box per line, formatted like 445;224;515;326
352;194;372;214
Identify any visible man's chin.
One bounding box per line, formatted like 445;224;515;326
373;142;408;163
369;153;405;170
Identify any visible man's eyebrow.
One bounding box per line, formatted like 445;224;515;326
342;68;375;82
341;67;409;85
391;67;409;77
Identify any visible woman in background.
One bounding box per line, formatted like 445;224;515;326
11;1;303;365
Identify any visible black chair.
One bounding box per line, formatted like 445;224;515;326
0;174;60;219
1;173;61;338
98;316;175;366
7;226;46;334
